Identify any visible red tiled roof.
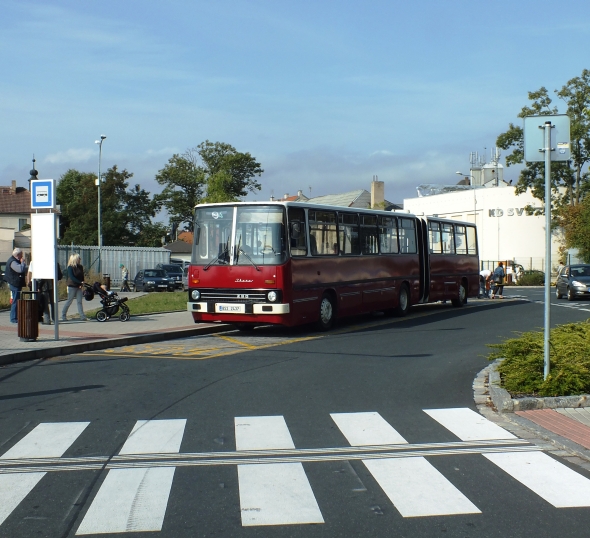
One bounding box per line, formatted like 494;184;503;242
0;187;57;214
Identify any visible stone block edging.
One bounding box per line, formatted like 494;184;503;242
477;359;590;413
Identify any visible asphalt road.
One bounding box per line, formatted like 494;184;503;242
1;290;590;538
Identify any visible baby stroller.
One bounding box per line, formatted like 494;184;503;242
84;282;131;322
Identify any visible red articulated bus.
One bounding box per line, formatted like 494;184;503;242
186;202;479;330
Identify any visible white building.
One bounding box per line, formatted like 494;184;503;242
403;183;562;272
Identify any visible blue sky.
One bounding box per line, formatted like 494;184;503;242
2;0;589;207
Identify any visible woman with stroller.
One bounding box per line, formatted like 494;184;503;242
61;254;87;321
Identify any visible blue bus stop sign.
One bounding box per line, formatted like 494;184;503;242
31;179;56;209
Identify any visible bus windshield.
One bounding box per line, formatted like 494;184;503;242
193;205;287;266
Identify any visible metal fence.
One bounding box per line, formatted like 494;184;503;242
58;245;171;287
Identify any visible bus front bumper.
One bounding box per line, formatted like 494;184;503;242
187;302;290;315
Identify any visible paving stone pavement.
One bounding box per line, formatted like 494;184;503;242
0;291;227;364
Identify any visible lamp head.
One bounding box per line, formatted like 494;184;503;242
455;171;463;175
100;135;107;140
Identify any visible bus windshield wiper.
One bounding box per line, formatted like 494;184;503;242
203;239;230;271
235;237;261;271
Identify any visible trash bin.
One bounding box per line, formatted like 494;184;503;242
17;291;39;342
103;274;111;291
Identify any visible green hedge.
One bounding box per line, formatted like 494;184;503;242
516;272;545;286
488;320;590;396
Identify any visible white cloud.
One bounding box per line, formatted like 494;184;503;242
44;149;95;164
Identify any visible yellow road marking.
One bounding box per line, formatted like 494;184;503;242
215;334;259;349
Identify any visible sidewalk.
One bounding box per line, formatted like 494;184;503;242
0;292;228;365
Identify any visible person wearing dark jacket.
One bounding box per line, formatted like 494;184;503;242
4;247;27;323
491;261;506;299
61;254;87;321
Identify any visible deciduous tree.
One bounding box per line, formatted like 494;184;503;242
155;141;263;231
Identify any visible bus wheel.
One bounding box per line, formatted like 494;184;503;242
394;285;410;317
316;293;335;331
452;282;467;307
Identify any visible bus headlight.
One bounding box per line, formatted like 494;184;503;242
191;290;201;300
267;291;278;302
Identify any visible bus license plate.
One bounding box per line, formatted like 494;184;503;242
216;303;245;314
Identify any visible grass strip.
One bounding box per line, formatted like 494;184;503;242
86;291;188;318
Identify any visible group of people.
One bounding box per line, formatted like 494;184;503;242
4;249;132;324
479;262;506;299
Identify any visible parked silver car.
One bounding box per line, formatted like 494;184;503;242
555;264;590;301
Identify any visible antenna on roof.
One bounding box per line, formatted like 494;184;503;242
309;185;312;197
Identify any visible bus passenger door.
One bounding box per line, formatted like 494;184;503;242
417;218;429;303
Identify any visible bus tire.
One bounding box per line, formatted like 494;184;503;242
316;293;336;331
394;284;410;317
452;281;468;307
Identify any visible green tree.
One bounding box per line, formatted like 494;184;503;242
562;196;590;262
135;222;169;247
57;169;101;245
496;70;590;209
155;141;263;230
57;166;161;246
155;151;205;232
197;140;263;201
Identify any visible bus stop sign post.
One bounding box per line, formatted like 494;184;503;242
523;115;571;380
30;179;59;341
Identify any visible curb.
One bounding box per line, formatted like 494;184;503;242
473;362;590;471
0;323;231;366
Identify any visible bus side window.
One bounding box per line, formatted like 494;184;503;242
309;210;338;255
428;222;442;254
466;225;477;255
441;223;455;254
399;218;417;253
288;208;307;256
454;225;467;254
339;213;360;255
379;217;398;254
360;215;378;254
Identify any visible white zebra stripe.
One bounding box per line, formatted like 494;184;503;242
484;451;590;508
0;422;89;526
330;412;408;446
235;416;323;526
76;419;186;535
424;408;516;441
332;411;480;517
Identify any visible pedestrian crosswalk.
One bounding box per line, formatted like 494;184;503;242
2;408;590;533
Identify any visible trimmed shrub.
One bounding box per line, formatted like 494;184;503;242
517;272;545;286
488;320;590;396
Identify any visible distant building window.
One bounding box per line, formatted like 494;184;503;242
19;218;28;231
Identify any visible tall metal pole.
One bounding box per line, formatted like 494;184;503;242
96;135;106;273
543;121;552;380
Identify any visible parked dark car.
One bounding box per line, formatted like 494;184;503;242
156;263;184;290
133;269;174;292
555;264;590;301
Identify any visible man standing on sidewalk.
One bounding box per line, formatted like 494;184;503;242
3;248;28;324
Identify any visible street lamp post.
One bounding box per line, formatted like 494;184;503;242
95;135;106;273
